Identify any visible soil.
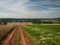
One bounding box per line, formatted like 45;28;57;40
19;25;30;45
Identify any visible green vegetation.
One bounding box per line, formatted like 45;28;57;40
22;25;60;45
13;27;20;45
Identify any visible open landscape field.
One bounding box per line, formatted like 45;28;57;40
0;22;60;45
0;0;60;44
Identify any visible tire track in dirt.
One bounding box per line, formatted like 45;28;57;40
1;26;18;45
19;25;30;45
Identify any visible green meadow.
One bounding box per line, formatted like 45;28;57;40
22;24;60;45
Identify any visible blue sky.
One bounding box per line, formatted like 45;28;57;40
0;0;60;18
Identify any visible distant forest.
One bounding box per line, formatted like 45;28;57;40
0;18;60;24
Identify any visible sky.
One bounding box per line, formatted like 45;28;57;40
0;0;60;18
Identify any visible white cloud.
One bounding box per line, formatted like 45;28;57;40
0;0;60;18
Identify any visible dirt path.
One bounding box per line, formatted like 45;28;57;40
20;25;30;45
1;26;18;45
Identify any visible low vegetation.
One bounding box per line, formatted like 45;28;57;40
13;26;20;45
23;24;60;45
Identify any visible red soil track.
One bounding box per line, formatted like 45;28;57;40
20;25;30;45
1;26;18;45
1;25;30;45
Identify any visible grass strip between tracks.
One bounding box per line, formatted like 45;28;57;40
13;26;21;45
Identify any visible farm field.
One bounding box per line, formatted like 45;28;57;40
0;22;60;45
22;24;60;45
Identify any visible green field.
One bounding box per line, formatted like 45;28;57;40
22;24;60;45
